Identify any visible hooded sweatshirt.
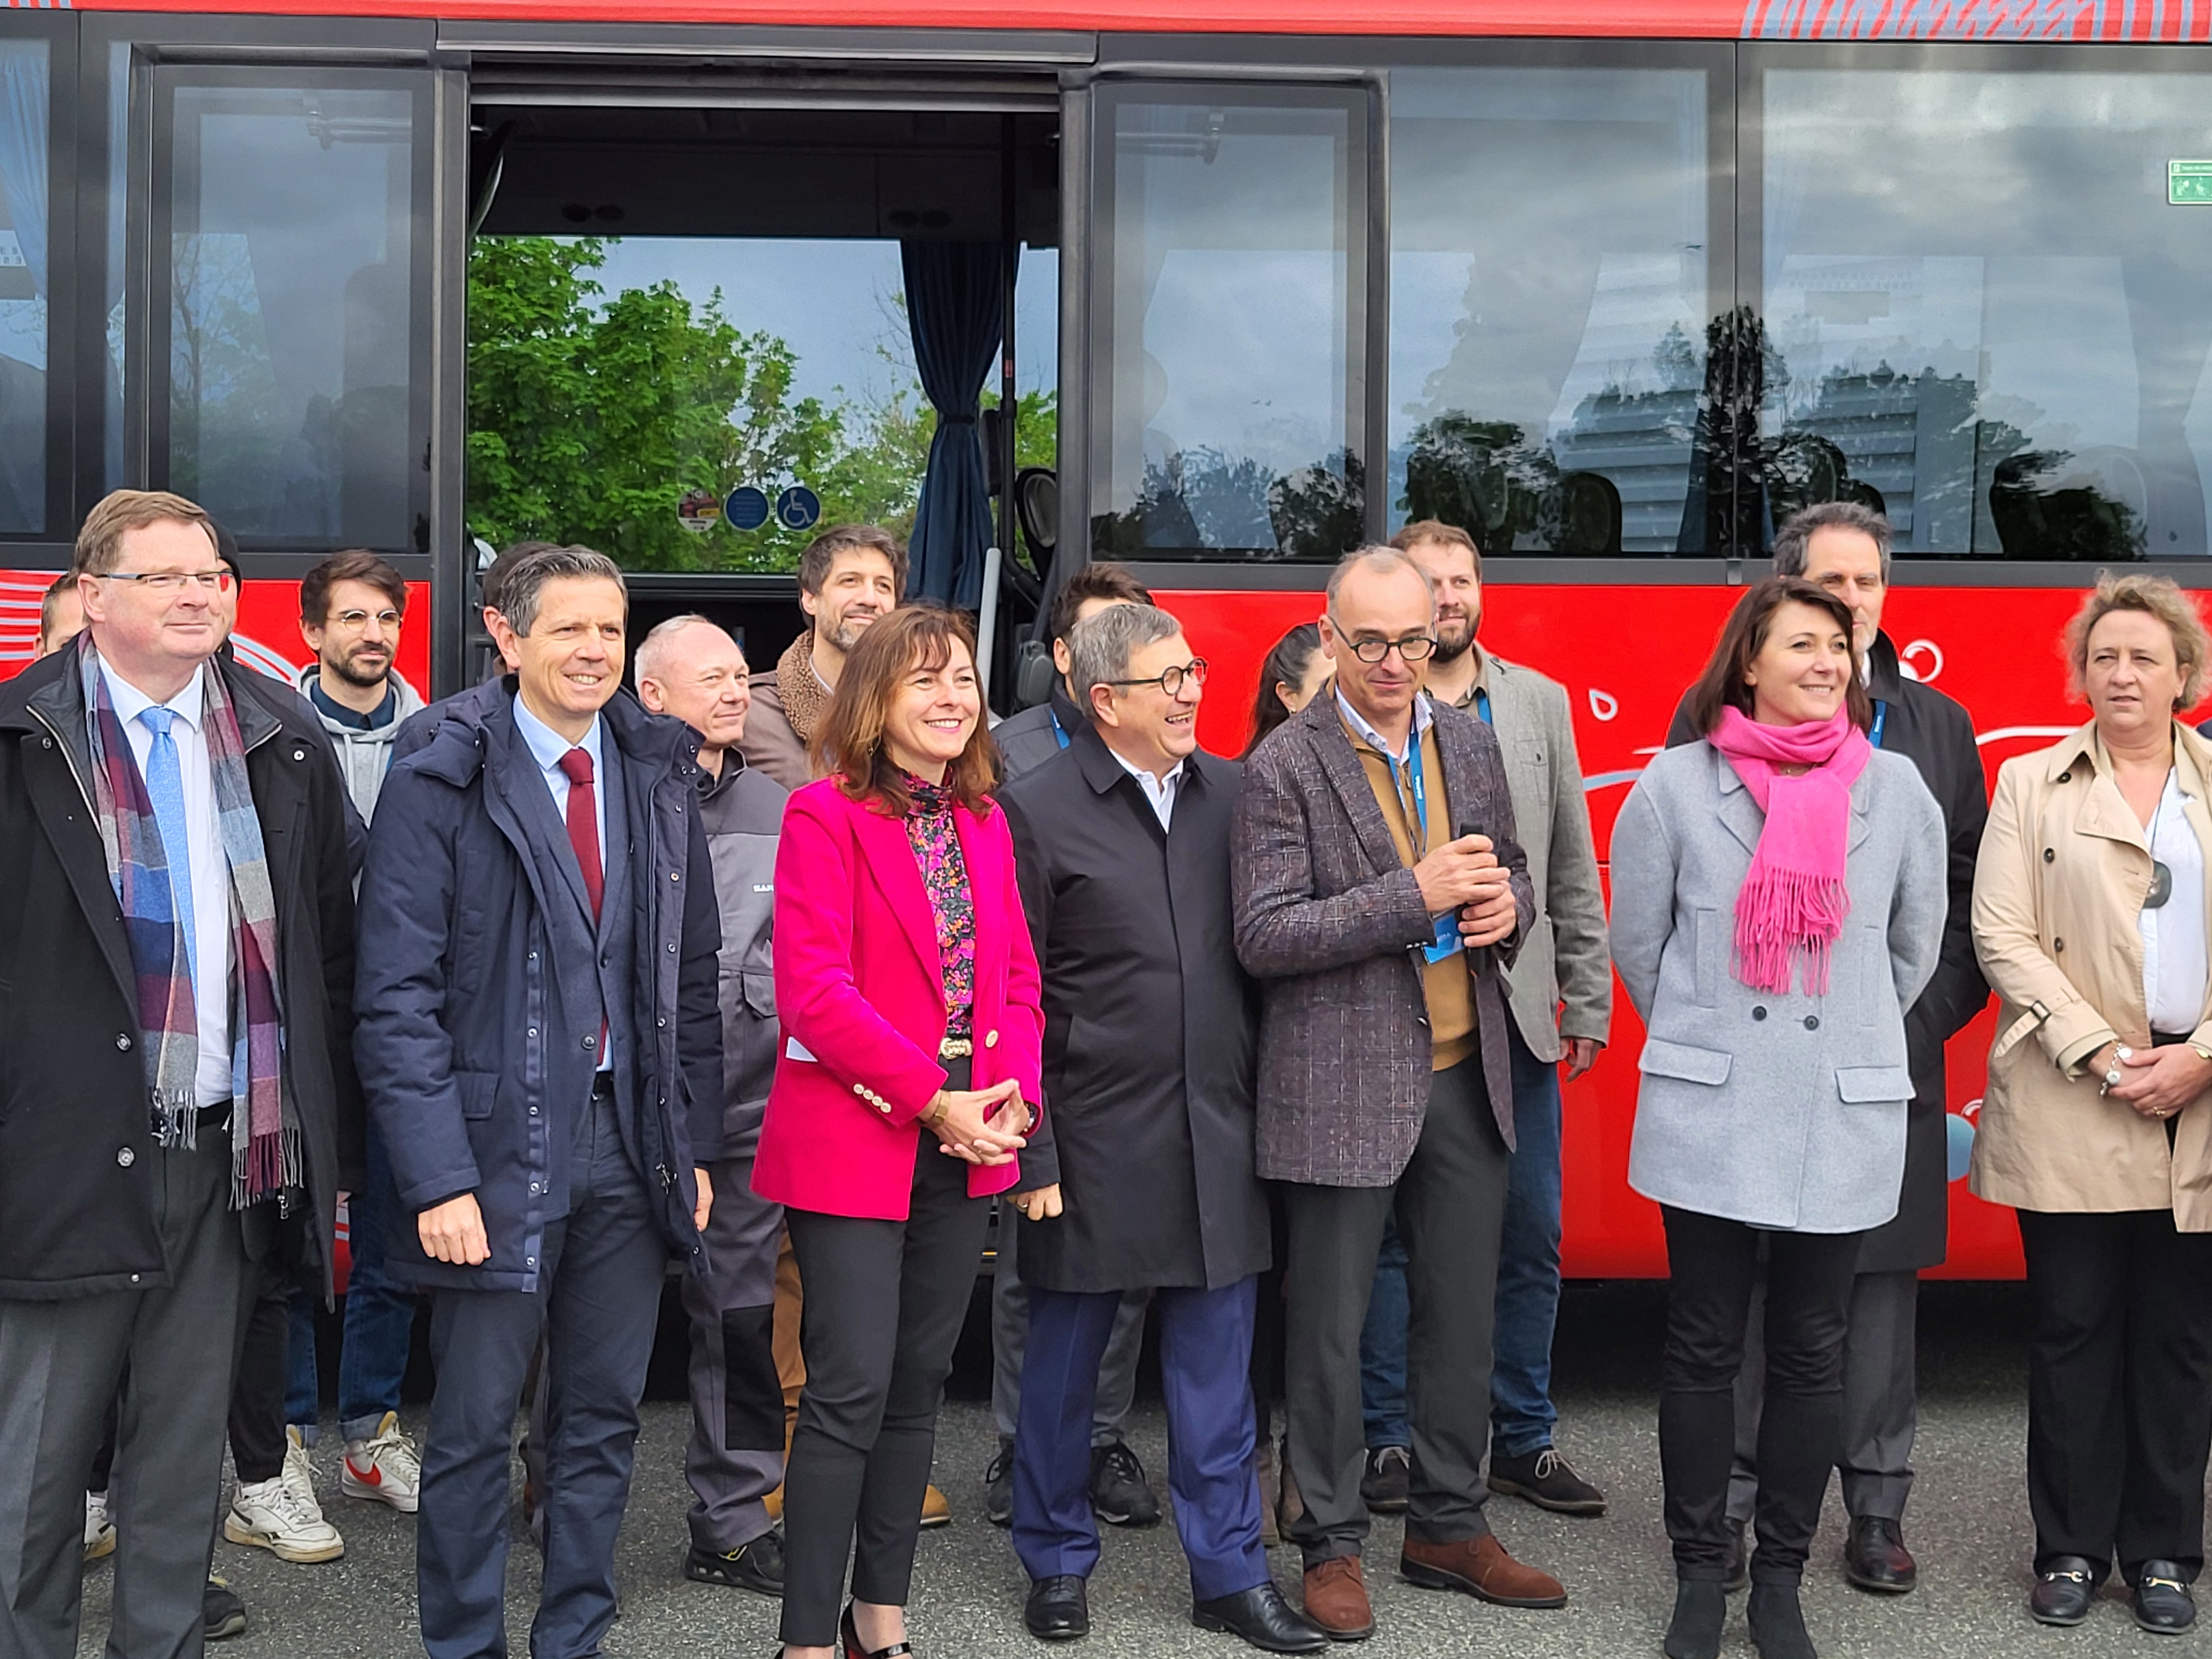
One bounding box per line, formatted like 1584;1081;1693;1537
296;664;426;825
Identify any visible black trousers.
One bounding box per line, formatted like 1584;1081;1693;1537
2018;1206;2212;1584
1280;1057;1509;1563
229;1269;294;1485
780;1091;992;1647
1658;1207;1863;1584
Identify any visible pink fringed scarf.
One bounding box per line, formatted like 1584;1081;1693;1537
1709;706;1871;996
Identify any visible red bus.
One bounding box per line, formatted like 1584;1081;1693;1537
4;0;2209;1279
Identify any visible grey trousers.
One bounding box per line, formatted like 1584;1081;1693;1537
1728;1265;1919;1526
1281;1058;1510;1563
991;1213;1147;1449
681;1152;787;1553
0;1141;249;1659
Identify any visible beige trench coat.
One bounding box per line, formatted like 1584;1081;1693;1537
1970;720;2212;1228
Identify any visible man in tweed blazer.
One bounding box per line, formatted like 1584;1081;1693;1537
1232;547;1561;1641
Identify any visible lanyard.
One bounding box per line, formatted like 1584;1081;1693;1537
1049;710;1071;750
1472;686;1493;726
1870;698;1887;750
1401;731;1431;851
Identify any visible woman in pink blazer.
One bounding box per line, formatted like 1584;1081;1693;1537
754;603;1046;1659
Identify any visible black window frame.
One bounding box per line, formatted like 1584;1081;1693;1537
0;7;77;567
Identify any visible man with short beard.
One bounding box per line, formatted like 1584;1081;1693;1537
298;550;425;823
1348;520;1613;1524
738;525;906;789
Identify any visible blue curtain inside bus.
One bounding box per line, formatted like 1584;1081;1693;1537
0;40;48;535
902;239;1009;608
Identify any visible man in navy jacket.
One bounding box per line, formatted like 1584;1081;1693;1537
355;545;721;1659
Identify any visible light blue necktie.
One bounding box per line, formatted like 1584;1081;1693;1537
138;706;197;989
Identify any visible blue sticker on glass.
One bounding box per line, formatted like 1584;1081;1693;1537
726;486;771;531
776;486;822;531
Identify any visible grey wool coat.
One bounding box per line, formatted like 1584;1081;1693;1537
1608;739;1948;1234
1232;688;1535;1187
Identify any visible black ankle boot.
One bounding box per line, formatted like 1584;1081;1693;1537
1662;1580;1725;1659
1747;1583;1816;1659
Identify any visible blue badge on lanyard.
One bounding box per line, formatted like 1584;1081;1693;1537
1406;737;1463;964
1870;698;1887;750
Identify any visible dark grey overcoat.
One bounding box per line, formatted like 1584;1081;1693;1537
999;728;1269;1292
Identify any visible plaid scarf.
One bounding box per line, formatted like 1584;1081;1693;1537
80;639;298;1208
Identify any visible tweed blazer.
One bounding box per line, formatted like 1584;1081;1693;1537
1609;740;1948;1233
1232;687;1534;1187
1475;650;1613;1061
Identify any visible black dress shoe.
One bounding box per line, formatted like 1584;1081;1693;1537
1745;1583;1815;1659
2029;1556;2098;1627
2133;1561;2197;1634
841;1600;915;1659
1192;1583;1328;1653
1025;1575;1091;1641
685;1529;785;1595
1662;1580;1725;1659
985;1446;1015;1528
1842;1515;1916;1594
1722;1521;1750;1595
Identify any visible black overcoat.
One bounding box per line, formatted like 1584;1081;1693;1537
999;728;1269;1293
0;645;362;1300
1667;630;1988;1269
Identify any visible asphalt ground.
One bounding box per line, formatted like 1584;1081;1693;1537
72;1281;2203;1658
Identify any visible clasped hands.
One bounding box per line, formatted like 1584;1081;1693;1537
926;1077;1032;1167
1413;833;1517;950
2090;1039;2212;1121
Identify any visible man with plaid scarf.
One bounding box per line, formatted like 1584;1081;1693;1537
0;489;360;1659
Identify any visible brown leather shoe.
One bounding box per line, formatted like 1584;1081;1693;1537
1301;1556;1375;1641
1400;1533;1567;1609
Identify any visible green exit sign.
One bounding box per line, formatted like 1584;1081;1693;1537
2174;160;2212;205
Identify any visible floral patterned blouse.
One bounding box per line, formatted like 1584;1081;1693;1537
904;775;976;1039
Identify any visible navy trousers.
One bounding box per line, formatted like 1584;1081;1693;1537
1013;1275;1266;1603
416;1090;665;1659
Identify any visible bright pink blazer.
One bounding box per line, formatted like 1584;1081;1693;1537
752;778;1045;1220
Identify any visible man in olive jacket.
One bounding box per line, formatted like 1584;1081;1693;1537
0;489;359;1659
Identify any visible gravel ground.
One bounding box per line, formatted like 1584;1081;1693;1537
72;1281;2199;1658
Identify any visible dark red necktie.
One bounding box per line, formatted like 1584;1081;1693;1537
557;748;603;922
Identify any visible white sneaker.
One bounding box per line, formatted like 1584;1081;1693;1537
281;1427;319;1509
225;1474;345;1563
341;1412;422;1514
84;1491;115;1562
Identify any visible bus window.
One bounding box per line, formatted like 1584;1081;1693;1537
1387;61;1720;557
154;71;427;551
0;39;48;535
1752;61;2212;561
1089;85;1371;563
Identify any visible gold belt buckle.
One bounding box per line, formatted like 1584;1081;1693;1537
939;1037;973;1060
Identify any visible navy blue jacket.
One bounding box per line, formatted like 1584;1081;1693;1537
354;681;723;1292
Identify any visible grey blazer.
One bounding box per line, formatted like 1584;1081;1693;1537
1608;740;1947;1234
1478;652;1612;1060
1232;690;1535;1187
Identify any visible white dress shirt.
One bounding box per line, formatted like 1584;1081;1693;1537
1110;745;1185;831
102;661;233;1107
2141;769;2209;1035
1335;686;1435;769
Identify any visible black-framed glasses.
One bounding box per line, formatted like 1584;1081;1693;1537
1339;633;1437;664
93;568;235;595
1105;658;1209;697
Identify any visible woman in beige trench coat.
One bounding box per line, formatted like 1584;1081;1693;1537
1971;572;2212;1636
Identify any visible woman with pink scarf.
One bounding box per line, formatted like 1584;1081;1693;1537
1609;577;1947;1659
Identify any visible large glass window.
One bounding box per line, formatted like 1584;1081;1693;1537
1389;64;1717;555
158;72;426;549
0;39;49;534
1755;62;2212;559
1091;85;1370;561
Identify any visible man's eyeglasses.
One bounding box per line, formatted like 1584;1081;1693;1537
331;609;403;630
1338;633;1437;664
1105;658;1209;697
94;569;235;595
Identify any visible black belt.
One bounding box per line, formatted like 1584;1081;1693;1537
591;1073;617;1099
2153;1031;2195;1047
195;1100;232;1131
